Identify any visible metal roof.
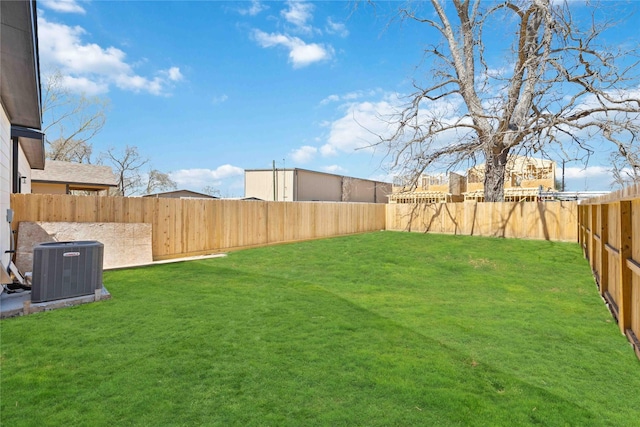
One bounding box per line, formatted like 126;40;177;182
244;167;392;185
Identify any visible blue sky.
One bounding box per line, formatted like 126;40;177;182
37;0;640;196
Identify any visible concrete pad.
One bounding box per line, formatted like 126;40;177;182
0;286;111;319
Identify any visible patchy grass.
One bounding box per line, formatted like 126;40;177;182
1;232;638;426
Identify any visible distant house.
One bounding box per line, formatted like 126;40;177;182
31;160;117;194
464;155;556;202
245;168;391;203
389;172;467;203
143;189;219;199
1;0;45;281
390;155;557;203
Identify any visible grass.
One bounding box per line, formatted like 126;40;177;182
1;231;639;426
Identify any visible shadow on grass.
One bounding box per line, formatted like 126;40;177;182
270;268;601;426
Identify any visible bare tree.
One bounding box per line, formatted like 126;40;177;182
145;169;177;195
47;137;93;163
610;147;640;188
42;70;109;163
378;0;640;201
100;146;148;196
201;186;221;197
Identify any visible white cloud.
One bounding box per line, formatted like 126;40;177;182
320;94;340;105
320;89;382;106
281;1;315;33
562;166;615;191
563;165;610;180
252;30;333;68
38;17;183;96
238;0;267;16
58;75;109;95
319;143;338;157
322;97;399;156
326;18;349;37
41;0;86;14
170;165;244;189
290;146;317;163
165;67;183;82
212;94;229;105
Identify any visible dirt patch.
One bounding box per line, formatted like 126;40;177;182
468;257;496;269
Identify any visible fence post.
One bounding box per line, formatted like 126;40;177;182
584;205;591;260
618;200;632;335
589;205;597;269
598;203;609;297
578;205;586;255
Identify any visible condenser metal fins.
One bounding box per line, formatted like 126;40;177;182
31;241;104;303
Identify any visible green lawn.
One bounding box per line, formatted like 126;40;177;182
1;232;638;426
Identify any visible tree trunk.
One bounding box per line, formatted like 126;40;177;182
483;149;509;202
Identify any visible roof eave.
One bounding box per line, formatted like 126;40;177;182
11;125;45;170
0;0;42;130
32;179;117;188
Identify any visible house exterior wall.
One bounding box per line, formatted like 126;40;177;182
395;172;465;196
467;182;484;192
449;172;467;195
466;161;556;192
517;178;553;189
1;109;36;269
17;147;32;194
32;182;67;194
1;107;12;267
429;184;449;192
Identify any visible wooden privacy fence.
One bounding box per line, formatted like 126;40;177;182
579;185;640;359
10;194;386;260
386;201;578;241
10;196;578;261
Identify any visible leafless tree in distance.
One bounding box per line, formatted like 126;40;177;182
100;145;148;196
202;186;222;197
145;169;177;195
41;70;109;163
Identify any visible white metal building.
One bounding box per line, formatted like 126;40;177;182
244;168;391;203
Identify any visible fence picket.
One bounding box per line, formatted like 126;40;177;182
580;194;640;360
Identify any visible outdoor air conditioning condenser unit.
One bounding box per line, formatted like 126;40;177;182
31;241;104;303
